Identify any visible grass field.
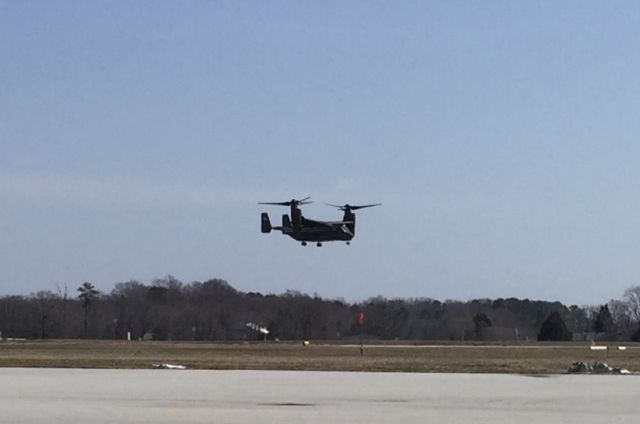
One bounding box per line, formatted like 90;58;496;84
1;339;638;373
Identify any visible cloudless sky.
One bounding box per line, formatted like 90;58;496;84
1;1;640;305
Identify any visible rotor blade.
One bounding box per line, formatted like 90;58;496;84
325;203;344;209
258;201;292;206
325;202;381;210
259;197;313;206
350;203;382;210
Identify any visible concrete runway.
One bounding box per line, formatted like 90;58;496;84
1;368;639;423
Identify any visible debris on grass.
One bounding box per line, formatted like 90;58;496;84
568;361;631;374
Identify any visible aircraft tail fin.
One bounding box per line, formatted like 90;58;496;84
282;214;291;228
261;213;272;233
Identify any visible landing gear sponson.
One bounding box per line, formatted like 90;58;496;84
300;241;322;246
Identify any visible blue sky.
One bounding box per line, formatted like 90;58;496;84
1;1;640;305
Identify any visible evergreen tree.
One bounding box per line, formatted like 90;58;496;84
473;313;492;340
538;311;571;341
592;304;615;335
77;282;100;338
631;323;640;342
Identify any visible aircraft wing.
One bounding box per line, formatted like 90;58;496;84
271;226;292;234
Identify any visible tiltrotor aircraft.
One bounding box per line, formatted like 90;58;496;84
259;197;380;246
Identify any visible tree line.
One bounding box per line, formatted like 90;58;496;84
1;276;640;342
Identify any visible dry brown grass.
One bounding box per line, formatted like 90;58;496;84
1;339;638;373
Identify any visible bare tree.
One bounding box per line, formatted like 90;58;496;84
608;299;632;339
33;291;59;339
56;284;69;338
622;286;640;321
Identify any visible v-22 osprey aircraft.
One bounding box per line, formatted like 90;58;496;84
259;197;380;246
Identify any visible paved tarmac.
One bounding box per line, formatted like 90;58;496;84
1;368;639;423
